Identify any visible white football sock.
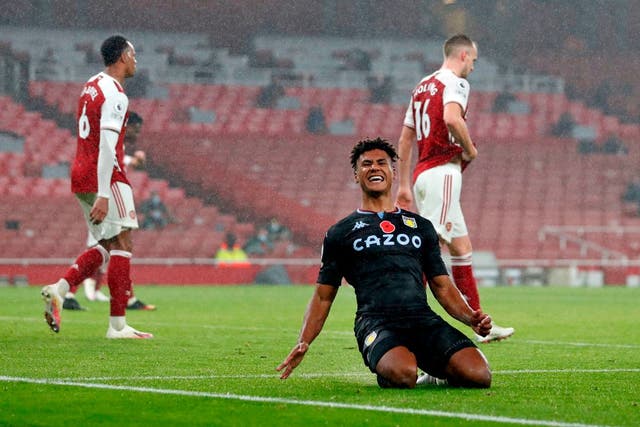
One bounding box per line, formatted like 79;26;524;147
416;373;448;386
56;279;70;297
109;316;126;331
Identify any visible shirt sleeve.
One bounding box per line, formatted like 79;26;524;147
100;91;128;133
420;219;449;279
442;76;470;111
316;229;343;287
402;97;415;129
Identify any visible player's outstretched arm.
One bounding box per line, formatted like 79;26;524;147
428;275;491;335
277;284;338;379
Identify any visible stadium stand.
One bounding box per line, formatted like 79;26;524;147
17;71;640;265
0;95;269;260
3;21;640;285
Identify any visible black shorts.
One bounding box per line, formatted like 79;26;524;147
354;315;476;379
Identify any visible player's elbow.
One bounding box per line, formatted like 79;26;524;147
444;115;462;132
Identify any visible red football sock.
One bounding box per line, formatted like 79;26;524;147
451;253;481;311
64;247;105;293
108;251;132;316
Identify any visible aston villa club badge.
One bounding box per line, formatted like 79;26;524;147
402;215;417;228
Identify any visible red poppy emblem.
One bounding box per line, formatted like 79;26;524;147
380;220;395;233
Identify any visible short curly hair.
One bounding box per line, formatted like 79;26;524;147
101;35;130;66
350;137;398;172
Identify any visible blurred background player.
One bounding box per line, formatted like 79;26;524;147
63;111;156;311
40;35;153;338
395;34;514;343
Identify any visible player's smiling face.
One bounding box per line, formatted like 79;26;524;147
355;149;395;196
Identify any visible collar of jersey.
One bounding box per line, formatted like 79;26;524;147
356;207;402;215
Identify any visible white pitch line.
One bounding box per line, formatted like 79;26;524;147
0;376;614;427
521;340;640;349
52;368;640;382
3;316;639;347
496;368;640;374
53;372;372;381
0;316;353;336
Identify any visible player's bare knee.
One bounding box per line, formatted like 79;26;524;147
449;364;491;388
479;369;492;388
447;348;491;388
400;370;418;388
382;365;417;389
467;366;491;388
112;231;133;252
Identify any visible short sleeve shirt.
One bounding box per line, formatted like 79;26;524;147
72;72;130;194
317;208;448;321
403;69;471;183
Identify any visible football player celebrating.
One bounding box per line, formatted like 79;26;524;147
277;138;492;388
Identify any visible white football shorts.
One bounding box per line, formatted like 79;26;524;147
76;181;139;242
413;162;468;244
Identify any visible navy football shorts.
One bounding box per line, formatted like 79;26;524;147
354;315;476;379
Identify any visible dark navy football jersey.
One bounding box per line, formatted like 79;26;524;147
317;208;448;320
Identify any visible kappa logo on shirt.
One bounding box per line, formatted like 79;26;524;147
352;221;368;231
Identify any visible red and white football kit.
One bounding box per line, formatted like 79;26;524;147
67;72;138;318
72;72;138;242
403;68;470;244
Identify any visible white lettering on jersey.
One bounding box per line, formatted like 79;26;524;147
413;99;431;141
78;103;90;139
353;234;422;251
81;85;98;100
413;82;438;97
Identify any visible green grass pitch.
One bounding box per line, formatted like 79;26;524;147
1;284;638;426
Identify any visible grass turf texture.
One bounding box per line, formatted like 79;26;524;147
1;284;638;426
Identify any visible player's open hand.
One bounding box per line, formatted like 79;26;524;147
276;342;309;379
470;309;492;337
90;197;109;225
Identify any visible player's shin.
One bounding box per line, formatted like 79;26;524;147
107;250;132;319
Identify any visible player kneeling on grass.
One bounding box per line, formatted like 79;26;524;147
277;138;491;388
